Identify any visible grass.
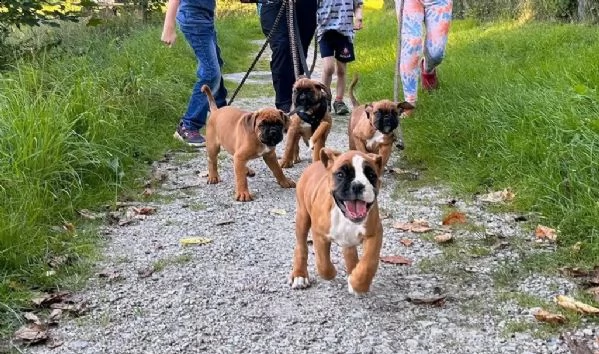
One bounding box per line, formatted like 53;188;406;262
351;11;599;267
0;11;262;336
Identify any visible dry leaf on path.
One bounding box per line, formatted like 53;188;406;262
535;225;557;242
14;324;48;344
406;294;446;306
133;206;156;216
142;188;154;197
270;208;287;216
434;233;454;244
554;295;599;314
533;308;567;324
23;313;42;326
47;338;64;349
392;219;431;233
400;238;414;247
98;269;124;281
479;188;515;203
77;209;102;220
442;211;467;226
180;237;212;246
380;255;412;266
48;309;63;325
31;291;70;307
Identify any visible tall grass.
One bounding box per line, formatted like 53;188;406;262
352;12;599;264
0;13;262;334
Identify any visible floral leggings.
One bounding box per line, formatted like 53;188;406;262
395;0;453;104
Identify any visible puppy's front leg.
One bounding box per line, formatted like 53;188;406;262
353;137;368;154
310;121;331;162
263;151;295;188
233;156;252;202
279;123;301;168
378;143;393;169
313;232;336;280
347;233;382;295
289;206;311;289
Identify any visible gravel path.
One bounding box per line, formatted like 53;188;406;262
23;42;599;354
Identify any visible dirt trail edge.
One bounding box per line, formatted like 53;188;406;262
24;43;598;354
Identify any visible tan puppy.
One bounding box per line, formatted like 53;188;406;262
202;85;295;202
289;148;384;295
279;78;333;168
348;75;414;168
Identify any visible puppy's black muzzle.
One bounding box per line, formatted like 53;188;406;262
260;124;284;147
374;112;399;135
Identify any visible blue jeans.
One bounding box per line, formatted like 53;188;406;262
177;2;228;130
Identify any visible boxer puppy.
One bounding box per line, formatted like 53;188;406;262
202;85;295;202
279;77;333;168
348;75;414;168
289;148;384;295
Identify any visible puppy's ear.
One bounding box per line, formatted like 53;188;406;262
366;153;384;176
364;104;374;118
278;109;290;129
320;148;341;169
243;112;257;130
397;101;414;114
314;81;332;102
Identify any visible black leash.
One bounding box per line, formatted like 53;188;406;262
228;0;318;106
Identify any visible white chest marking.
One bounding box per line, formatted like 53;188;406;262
366;130;385;150
328;206;366;247
259;145;272;156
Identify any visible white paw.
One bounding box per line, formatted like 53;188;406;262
290;276;311;289
308;139;315;151
347;276;356;295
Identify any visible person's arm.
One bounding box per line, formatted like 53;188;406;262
161;0;180;47
354;1;363;30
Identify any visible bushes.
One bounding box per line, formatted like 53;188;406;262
453;0;598;22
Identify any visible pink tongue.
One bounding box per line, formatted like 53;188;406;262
344;200;368;219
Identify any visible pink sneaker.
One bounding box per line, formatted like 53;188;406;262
421;58;438;91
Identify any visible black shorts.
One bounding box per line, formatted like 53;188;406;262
318;30;355;63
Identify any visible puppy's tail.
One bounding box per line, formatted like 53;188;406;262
348;74;359;108
201;85;218;113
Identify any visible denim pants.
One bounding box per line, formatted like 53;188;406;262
177;2;228;130
260;0;317;112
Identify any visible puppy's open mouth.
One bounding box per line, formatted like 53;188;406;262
335;197;373;223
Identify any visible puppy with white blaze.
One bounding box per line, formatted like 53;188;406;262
289;148;384;295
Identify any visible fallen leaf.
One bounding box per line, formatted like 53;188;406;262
406;294;446;306
118;218;138;227
48;309;62;325
434;233;454;244
535;224;557;242
62;222;75;233
533;308;567;324
392;219;431;233
47;338;64;349
554;295;599;314
49;301;88;316
270;208;287;216
180;237;212;246
380;255;412;266
559;267;592;278
400;238;414;247
479;188;515;203
23;313;42;326
133;206;156;216
142;188;154;197
442;211;467;226
14;324;48;344
31;292;71;307
97;269;124;281
77;209;100;220
137;267;154;279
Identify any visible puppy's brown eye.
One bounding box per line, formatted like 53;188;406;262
336;171;345;179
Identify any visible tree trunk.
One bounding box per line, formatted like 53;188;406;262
578;0;598;22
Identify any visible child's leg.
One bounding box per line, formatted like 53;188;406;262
334;60;347;101
399;0;425;105
319;31;337;91
423;0;453;72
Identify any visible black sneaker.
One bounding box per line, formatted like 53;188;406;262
333;100;350;115
173;123;206;147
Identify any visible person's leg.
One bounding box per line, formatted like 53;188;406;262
296;0;317;75
319;31;336;90
176;7;224;145
332;32;354;115
399;0;424;106
421;0;452;89
260;3;294;112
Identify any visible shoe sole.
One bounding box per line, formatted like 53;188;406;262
173;131;206;147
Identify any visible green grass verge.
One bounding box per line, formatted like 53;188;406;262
351;11;599;266
0;13;261;336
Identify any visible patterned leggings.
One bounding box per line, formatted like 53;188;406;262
395;0;453;104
